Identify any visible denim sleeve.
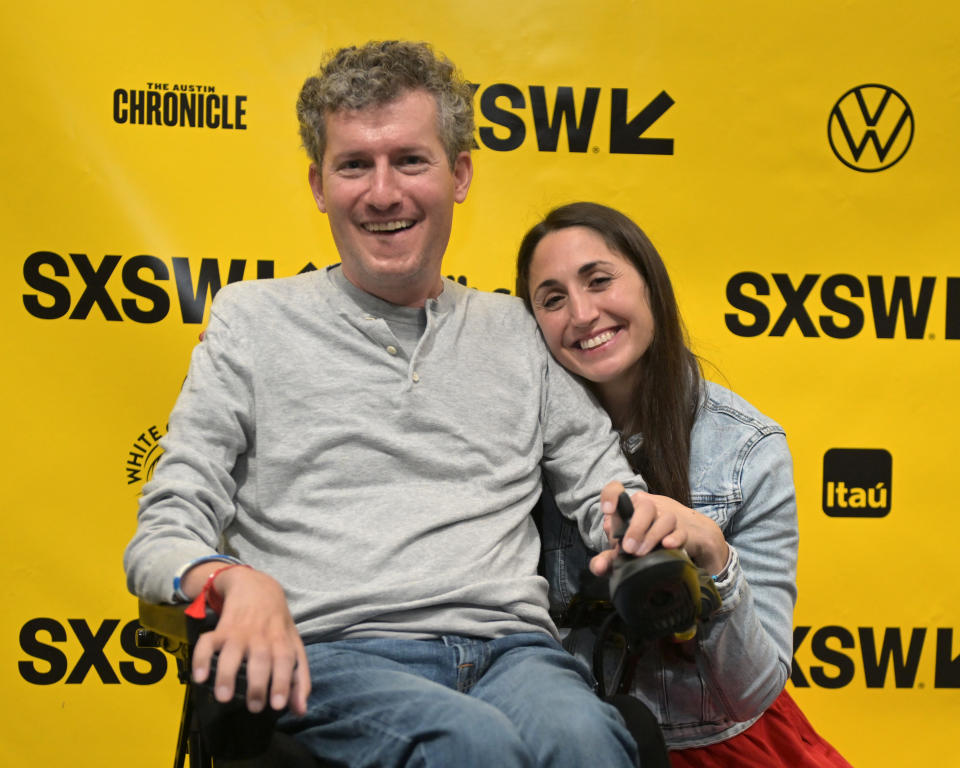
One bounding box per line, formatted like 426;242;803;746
694;430;798;722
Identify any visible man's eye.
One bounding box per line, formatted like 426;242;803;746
338;159;366;172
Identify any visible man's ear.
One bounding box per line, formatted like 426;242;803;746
452;151;473;204
308;163;326;212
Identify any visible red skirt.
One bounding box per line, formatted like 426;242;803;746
669;689;852;768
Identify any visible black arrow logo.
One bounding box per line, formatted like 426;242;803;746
935;629;960;688
610;90;674;155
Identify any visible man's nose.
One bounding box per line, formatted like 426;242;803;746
367;163;402;209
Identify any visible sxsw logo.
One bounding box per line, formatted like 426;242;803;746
22;251;316;324
18;617;167;685
471;83;674;155
828;84;914;172
724;272;960;340
792;625;960;689
21;254;515;326
823;448;891;517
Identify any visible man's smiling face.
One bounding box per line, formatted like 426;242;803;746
309;88;473;307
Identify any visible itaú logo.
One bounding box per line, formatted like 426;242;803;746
828;84;914;172
822;448;892;518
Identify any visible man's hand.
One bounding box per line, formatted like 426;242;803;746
182;565;310;716
590;482;729;577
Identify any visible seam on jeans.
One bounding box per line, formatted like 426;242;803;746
413;740;433;768
294;696;422;757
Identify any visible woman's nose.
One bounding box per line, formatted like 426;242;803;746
568;292;599;326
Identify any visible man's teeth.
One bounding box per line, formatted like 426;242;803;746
364;220;414;232
579;330;615;350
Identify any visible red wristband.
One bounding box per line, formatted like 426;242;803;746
184;563;250;619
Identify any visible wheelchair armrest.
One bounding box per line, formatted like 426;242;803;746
137;599;220;681
138;599;192;643
138;599;219;642
137;599;309;764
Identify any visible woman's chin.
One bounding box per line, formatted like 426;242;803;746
567;359;632;386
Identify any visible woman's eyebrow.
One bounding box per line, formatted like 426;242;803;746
577;260;616;275
534;261;617;295
533;277;562;294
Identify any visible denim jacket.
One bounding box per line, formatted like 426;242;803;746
542;380;798;749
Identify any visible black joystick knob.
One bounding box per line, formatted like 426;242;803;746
608;492;720;641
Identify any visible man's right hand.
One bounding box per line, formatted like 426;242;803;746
182;564;310;716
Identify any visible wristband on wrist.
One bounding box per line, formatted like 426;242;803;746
711;547;734;582
184;563;251;619
173;554;240;601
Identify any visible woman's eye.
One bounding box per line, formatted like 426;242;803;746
541;295;564;309
589;276;612;289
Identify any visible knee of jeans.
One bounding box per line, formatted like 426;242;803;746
413;708;534;768
533;700;639;767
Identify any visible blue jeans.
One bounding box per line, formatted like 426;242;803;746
279;632;638;767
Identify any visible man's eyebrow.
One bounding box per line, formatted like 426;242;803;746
326;148;367;164
327;143;435;162
391;144;443;161
393;143;432;153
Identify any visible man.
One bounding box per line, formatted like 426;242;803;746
125;40;672;767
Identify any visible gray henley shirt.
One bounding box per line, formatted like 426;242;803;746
124;265;644;643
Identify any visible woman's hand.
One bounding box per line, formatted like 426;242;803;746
645;492;729;575
590;482;729;577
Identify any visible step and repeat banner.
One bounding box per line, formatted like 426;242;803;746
3;2;957;765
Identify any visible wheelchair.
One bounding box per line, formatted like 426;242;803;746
137;600;322;768
137;596;671;768
137;492;677;768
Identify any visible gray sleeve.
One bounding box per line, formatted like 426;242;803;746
695;431;798;722
123;296;253;603
537;343;647;553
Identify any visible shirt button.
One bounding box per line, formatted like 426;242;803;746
386;345;398;356
412;372;420;383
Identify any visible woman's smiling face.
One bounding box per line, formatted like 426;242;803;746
527;226;654;385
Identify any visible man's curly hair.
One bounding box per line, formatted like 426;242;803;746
296;40;475;170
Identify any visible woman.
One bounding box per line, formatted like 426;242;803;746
516;202;850;767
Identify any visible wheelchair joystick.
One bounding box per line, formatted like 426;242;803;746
608;492;721;642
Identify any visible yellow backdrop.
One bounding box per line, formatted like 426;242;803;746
3;2;957;765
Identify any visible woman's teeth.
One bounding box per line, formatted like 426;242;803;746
579;330;615;349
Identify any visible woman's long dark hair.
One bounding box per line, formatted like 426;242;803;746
516;202;701;506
